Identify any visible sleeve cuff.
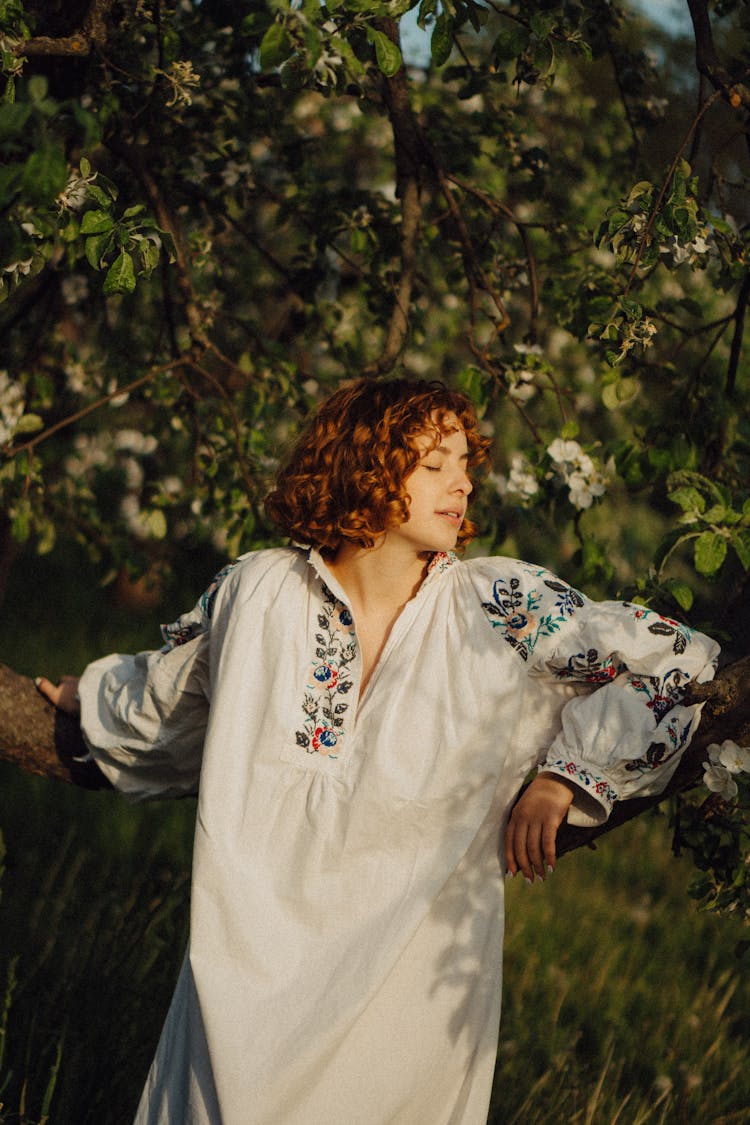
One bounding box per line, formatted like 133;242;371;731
542;758;618;828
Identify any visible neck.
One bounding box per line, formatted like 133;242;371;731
327;539;431;613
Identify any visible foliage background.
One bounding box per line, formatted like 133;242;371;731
1;0;750;1120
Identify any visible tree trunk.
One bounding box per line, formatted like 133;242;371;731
2;657;750;849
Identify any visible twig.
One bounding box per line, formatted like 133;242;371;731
6;359;182;459
432;163;510;333
186;359;256;495
106;140;207;346
726;270;750;398
605;30;640;155
445;174;540;326
623;89;722;294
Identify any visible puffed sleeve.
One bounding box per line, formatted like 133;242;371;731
78;559;241;802
481;560;720;828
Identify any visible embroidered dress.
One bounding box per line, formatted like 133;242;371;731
78;548;719;1125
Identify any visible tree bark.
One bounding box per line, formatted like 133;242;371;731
0;664;110;790
2;656;750;851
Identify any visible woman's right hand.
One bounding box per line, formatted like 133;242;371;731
35;675;81;715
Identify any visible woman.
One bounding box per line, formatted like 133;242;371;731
38;378;719;1125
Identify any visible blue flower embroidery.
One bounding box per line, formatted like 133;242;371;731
481;569;584;661
296;584;357;758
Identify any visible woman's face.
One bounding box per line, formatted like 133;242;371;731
385;414;473;557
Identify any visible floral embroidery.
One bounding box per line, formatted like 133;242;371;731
546;759;618;808
557;648;624;683
295;585;357;758
481;569;584;661
624;715;695;775
161;559;240;650
427;551;458;577
627;667;691;719
623;603;695;656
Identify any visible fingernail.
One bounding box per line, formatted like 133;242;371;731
34;677;42;687
524;876;534;886
505;870;515;880
546;864;554;875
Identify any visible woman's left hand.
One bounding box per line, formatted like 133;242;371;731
504;772;576;883
35;675;81;716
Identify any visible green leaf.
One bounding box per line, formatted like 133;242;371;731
11;504;30;543
731;530;750;571
85;232;112;269
137;237;161;273
20;145;67;205
0;101;30;140
145;509;167;539
694;530;727;576
12;413;43;435
86;183;114;208
122;204;147;220
669;486;706;515
417;0;438;28
431;13;454;67
493;27;530;61
80;209;114;235
103;250;136;295
530;13;556;38
27;75;48;103
366;28;402;77
260;24;293;69
664;578;694;612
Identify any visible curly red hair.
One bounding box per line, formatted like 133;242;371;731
265;378;490;554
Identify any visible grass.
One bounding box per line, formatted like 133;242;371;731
490;813;750;1124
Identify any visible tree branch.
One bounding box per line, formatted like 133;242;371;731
0;664;110;789
686;0;750;109
363;18;425;376
557;654;750;855
18;0;116;58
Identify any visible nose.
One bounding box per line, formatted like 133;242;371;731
453;468;473;496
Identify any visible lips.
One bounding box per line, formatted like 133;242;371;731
436;509;464;523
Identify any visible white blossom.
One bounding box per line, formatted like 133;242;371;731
114;429;158;455
314;49;344;87
0;371;25;446
702;762;739;800
123;456;145;490
156;60;200;108
3;258;33;285
221;161;253;188
64;361;88;394
490;454;539;502
507;368;536;403
567;468;606;510
546;437;607;510
120;493;150;539
64;433;114;477
61;274;89;305
706;740;750;775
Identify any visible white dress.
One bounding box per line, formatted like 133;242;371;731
78;547;719;1125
